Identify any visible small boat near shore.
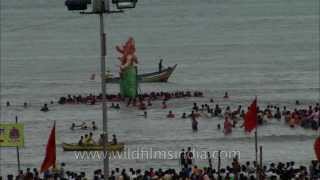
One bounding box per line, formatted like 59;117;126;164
105;64;177;83
62;143;125;152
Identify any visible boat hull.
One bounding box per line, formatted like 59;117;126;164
106;64;177;83
62;143;125;152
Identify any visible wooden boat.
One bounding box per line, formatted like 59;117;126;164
105;64;177;83
62;142;125;151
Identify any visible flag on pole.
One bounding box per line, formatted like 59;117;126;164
40;122;56;173
314;137;320;160
244;98;258;133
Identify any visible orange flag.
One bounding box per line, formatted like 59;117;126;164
40;122;56;173
314;137;320;160
244;98;257;133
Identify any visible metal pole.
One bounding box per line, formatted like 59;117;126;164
259;146;263;180
15;116;21;172
207;152;212;169
255;130;258;163
217;150;221;179
99;7;109;180
254;130;258;180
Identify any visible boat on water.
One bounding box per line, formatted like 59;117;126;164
62;143;125;152
105;64;177;83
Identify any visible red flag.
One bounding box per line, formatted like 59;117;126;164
314;137;320;160
244;98;257;133
40;122;56;173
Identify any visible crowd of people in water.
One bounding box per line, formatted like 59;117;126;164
4;90;204;113
56;91;204;106
5;89;319;137
5;159;320;179
6;90;319;134
163;94;319;134
7;90;319;134
3;91;320;180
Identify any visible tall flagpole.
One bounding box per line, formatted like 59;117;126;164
255;130;258;163
259;145;263;179
254;97;259;179
218;150;221;179
15;116;21;172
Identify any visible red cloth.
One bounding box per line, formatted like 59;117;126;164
314;137;320;160
40;122;56;173
244;98;257;133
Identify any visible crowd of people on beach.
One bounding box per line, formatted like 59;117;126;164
5;159;320;180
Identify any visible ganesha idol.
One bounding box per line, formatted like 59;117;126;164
116;37;138;73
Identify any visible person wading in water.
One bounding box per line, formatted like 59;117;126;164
180;149;186;167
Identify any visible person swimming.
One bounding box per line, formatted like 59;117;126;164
40;104;49;112
181;112;187;119
214;104;222;116
167;111;175;118
71;123;76;130
162;101;167;109
70;122;87;130
92;121;97;130
223;92;229;99
80;122;87;130
110;103;115;108
192;103;198;111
